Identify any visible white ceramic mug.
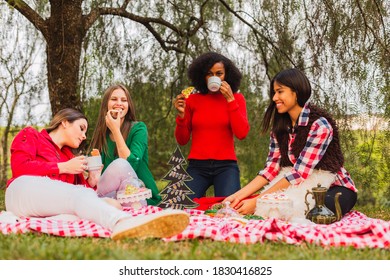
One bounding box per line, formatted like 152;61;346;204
86;155;102;171
207;76;221;92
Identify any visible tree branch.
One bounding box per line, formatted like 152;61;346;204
217;0;296;67
4;0;48;40
355;0;389;56
83;2;208;53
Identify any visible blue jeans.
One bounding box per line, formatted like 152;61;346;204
185;159;241;199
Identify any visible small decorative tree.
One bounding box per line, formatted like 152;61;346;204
158;146;199;209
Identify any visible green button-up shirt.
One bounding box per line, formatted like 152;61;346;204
101;121;161;205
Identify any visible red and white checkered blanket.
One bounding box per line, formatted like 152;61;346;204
1;207;389;248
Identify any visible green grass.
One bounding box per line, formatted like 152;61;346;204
0;189;389;260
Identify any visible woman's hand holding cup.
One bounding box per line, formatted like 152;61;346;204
58;155;88;174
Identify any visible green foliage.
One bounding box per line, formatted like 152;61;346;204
234;86;269;185
129;80;181;176
343;130;390;207
83;97;102;150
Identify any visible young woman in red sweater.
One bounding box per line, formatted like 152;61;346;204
174;52;250;198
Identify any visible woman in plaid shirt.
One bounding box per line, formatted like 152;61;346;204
225;68;357;217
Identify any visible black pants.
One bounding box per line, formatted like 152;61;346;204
325;186;357;215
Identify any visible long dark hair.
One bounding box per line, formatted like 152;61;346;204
46;108;87;133
47;108;88;154
261;68;311;136
187;52;242;93
89;84;137;156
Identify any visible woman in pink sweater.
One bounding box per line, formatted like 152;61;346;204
174;52;250;198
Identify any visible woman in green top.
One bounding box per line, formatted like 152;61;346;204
89;84;161;205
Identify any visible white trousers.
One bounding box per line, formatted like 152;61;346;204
5;175;130;230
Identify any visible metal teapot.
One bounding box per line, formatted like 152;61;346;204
304;184;342;224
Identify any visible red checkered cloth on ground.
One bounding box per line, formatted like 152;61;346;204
0;207;161;238
168;209;390;248
1;207;389;248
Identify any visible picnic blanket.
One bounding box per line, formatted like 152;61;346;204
1;206;389;249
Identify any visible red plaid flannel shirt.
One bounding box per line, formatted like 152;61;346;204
259;103;357;192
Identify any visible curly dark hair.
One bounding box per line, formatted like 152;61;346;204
187;52;242;93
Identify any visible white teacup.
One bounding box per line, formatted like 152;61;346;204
86;155;102;171
207;76;221;92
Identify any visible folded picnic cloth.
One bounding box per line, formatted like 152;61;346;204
1;208;389;248
0;211;19;224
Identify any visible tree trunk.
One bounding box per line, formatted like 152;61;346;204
46;0;84;115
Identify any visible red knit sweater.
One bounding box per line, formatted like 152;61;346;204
175;92;249;160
